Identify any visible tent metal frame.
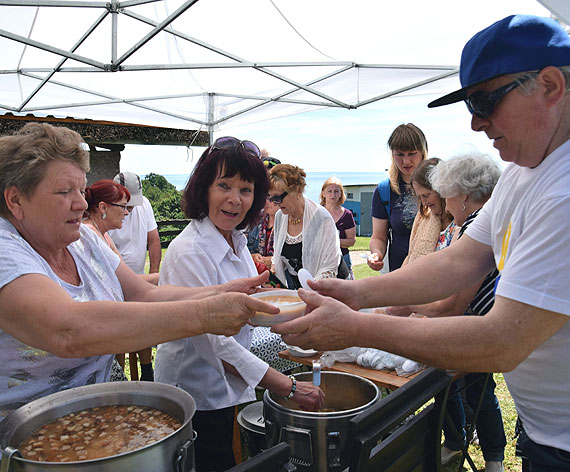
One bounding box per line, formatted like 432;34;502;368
0;0;461;142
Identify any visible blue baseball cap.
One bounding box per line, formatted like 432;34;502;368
428;15;570;108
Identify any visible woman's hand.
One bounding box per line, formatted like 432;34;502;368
293;381;325;411
367;252;384;271
251;253;264;264
222;272;270;295
199;292;278;336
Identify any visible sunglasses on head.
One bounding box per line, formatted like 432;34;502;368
263;157;281;169
464;75;533;119
268;191;288;204
209;136;261;158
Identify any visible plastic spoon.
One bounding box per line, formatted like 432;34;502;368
298;268;314;291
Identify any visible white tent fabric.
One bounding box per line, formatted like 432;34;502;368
0;0;563;136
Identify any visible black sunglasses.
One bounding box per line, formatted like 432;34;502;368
464;76;532;119
108;202;130;212
268;191;288;204
209;136;261;158
262;157;281;169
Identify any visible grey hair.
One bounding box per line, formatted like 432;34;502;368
0;123;90;218
511;66;570;94
429;151;502;201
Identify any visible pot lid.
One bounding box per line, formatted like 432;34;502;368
239;401;265;433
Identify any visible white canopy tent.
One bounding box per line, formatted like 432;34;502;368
0;0;566;143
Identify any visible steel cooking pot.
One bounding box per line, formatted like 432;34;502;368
264;371;379;472
0;381;196;472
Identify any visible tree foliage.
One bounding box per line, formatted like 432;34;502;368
141;173;184;221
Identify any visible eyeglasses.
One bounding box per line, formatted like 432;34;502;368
268;191;288;204
108;202;129;212
209;136;261;158
465;76;532;119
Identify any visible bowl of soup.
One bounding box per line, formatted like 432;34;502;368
249;289;306;326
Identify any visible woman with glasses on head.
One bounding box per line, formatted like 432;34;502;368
269;164;344;289
320;176;356;279
154;138;324;472
368;123;428;272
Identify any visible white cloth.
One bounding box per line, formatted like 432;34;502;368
272;196;341;283
0;219;122;419
108;196;157;274
154;217;268;411
466;139;570;452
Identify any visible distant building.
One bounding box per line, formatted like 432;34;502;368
343;183;377;236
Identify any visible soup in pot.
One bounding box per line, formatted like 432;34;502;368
18;405;181;462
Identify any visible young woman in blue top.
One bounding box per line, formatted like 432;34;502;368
368;123;428;272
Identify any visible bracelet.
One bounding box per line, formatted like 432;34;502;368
285;375;296;399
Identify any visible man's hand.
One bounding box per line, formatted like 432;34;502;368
272;289;360;351
308;278;360;310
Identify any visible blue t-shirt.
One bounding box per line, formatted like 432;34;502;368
371;178;417;271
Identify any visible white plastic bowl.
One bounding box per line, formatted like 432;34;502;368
249;289;306;326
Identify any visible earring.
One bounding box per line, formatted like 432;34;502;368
461;203;466;211
102;213;107;220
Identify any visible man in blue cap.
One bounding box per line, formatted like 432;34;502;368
272;15;570;472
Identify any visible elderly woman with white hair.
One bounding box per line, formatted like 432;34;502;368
398;151;506;471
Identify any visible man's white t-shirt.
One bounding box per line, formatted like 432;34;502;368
108;196;157;274
466;139;570;452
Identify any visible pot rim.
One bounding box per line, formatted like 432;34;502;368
263;371;379;418
0;381;196;465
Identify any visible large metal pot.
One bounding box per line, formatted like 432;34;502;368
0;381;196;472
263;371;379;472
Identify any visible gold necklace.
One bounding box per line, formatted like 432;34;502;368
289;215;302;225
87;217;104;236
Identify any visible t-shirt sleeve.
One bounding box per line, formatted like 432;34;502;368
464;199;493;246
0;229;52;289
371;186;388;220
143;198;158;232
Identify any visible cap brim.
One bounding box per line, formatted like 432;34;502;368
128;193;143;206
427;87;468;108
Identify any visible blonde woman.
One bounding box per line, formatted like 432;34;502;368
321;176;356;278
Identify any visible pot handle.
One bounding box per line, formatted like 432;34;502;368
1;447;21;472
174;430;198;472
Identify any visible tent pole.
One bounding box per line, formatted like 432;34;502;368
208;93;214;145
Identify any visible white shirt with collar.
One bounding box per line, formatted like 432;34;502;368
154;217;269;410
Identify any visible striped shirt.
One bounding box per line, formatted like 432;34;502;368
459;209;499;316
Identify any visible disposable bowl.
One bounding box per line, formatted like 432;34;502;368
249;289;306;326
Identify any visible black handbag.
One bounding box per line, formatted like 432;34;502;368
337;256;350;279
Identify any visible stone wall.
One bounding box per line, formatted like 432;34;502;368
86;144;124;185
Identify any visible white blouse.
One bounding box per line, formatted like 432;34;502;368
154;217;268;410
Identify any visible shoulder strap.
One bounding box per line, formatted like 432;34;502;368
377;179;391;217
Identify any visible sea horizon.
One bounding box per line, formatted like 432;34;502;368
162;171;388;203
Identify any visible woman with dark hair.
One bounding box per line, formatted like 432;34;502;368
368;123;428;272
154;137;324;472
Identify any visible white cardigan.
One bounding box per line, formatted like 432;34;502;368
272;196;341;283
